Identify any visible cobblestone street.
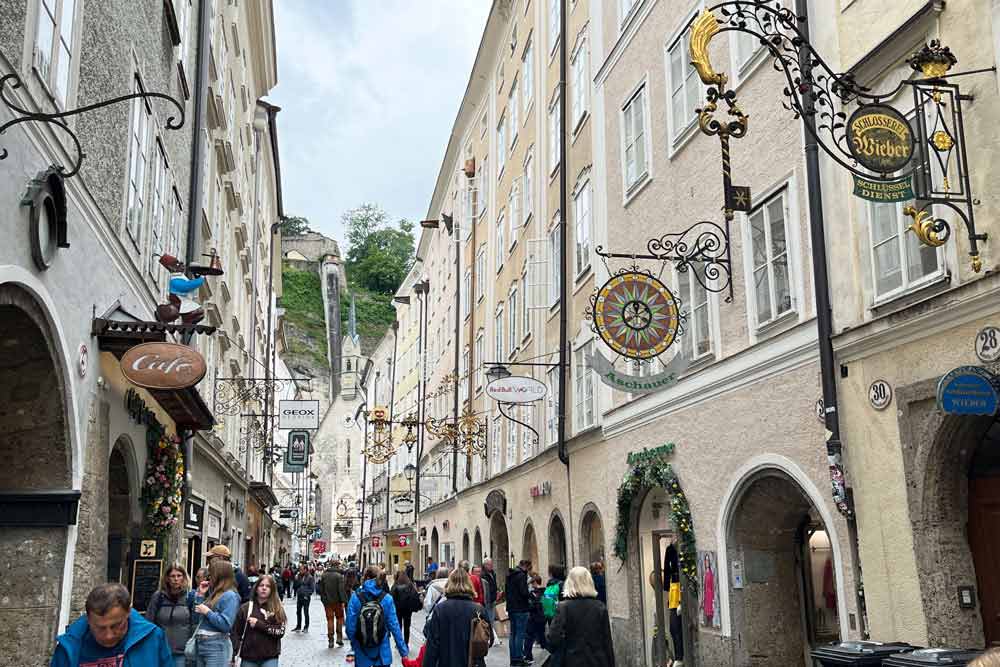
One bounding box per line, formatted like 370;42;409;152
278;596;547;666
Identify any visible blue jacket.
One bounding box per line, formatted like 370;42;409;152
51;608;173;667
193;590;241;633
346;579;408;666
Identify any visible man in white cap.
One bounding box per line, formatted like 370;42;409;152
205;544;252;602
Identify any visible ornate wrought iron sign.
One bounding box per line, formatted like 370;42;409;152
592;271;681;360
846;105;915;173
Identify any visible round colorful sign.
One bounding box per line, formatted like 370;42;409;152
592;272;680;360
847;104;915;174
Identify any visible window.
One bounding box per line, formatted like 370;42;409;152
476;248;487;301
620;0;639;24
678;267;712;359
732;31;764;76
509;81;519;148
668;28;702;143
496;212;506;269
479;156;489;220
508;287;518;356
510;21;518;54
480;110;488;139
574;179;591;275
748;190;793;325
548;94;561;174
622;85;648;191
462;270;472;318
147;142;169;286
523;151;534;224
571;38;588;129
546;365;559;445
868;199;940;299
492;416;502;475
497;115;507;176
548;222;561;306
521;406;532;461
476;332;485;390
549;0;560;55
34;0;77;105
521;274;530;338
461;347;470;404
175;0;192;63
574;341;596;431
507;414;517;469
464;175;479;234
496;58;504;94
125;76;150;246
495;307;504;363
509;178;520;242
522;40;534;115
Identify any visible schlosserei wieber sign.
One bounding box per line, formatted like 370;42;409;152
485;376;547;403
586;349;690;394
120;342;207;390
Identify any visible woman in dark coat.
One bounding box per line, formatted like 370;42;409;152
422;569;493;667
546;566;615;667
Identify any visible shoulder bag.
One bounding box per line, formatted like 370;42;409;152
234;601;254;658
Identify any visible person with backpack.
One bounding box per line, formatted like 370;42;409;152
291;565;315;632
145;563;195;667
345;566;409;667
505;559;532;666
546;567;615;667
390;570;421;646
421;568;493;667
230;574;286;667
524;573;548;664
541;564;566;622
422;567;449;614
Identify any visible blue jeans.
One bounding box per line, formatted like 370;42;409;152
241;660;279;667
509;611;529;662
195;635;232;667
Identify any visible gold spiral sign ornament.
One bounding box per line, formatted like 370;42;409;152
846;105;915;174
592;272;681;361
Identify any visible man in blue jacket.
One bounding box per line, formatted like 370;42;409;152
346;566;409;667
51;582;173;667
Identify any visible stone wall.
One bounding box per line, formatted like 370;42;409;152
282;233;341;262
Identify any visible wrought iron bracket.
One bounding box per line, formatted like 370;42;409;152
0;73;185;177
497;402;540;445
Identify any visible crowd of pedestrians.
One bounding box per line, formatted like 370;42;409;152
50;549;617;667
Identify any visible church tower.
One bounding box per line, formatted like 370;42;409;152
341;294;362;399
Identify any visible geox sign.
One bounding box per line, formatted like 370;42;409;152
278;400;320;430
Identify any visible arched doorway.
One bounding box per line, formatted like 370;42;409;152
107;439;136;584
430;526;440;565
0;289;72;660
969;417;1000;646
462;530;470;564
580;507;605;566
548;513;567;571
726;470;840;667
474;529;484;565
522;521;539;571
490;512;510;583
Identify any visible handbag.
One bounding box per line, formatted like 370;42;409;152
183;618;202;660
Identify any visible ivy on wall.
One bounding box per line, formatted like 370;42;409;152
614;443;699;593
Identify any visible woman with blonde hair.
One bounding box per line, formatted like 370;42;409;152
192;558;241;667
146;563;194;667
546;566;615;667
421;568;492;667
971;649;1000;667
231;574;287;666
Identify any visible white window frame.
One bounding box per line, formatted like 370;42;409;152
509;178;521;245
548;220;561;307
570;35;589;132
676;266;715;362
507;414;518;469
729;29;767;87
497;114;507;177
509;80;520;149
492;415;502;476
665;16;704;152
476;247;487;301
496;211;506;270
147;140;169;287
523;150;534;225
476;332;486;391
125;74;151;249
620;0;641;27
573;175;592;277
479;156;489;221
548;92;561;176
508;286;518;357
495;306;505;365
521;272;530;340
522;37;534;118
33;0;79;107
573;341;596;432
549;0;560;57
742;185;797;330
866;198;943;303
546;365;559;446
462;270;472;318
621;77;652;199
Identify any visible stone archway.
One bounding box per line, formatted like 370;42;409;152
548;512;567;571
474;528;484;565
725;468;842;667
462;530;470;564
107;437;138;585
430;526;440;565
0;286;73;662
490;512;510;583
522;520;539;572
580;504;606;567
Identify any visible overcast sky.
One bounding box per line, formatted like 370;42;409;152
269;1;491;251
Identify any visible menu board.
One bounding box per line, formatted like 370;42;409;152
130;559;163;612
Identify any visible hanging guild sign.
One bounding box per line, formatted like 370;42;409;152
486;376;547;403
592;271;681;360
120;342;207;390
847;105;915;174
937;366;1000;416
587;349;690;394
852;174;914;203
284;430;309;473
393;495;415;514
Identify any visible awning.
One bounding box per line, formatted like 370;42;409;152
249;481;280;508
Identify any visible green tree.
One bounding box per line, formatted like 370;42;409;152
281;215;312;236
342;204;415;293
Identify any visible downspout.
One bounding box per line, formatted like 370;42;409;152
557;3;569;469
182;0;211;501
452;227;461;494
388;320;398;534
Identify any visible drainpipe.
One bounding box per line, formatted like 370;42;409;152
556;3;569;469
795;0;853;520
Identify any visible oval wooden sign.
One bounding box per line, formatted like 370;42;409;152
120;342;207;390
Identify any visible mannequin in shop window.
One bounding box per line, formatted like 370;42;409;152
664;538;683;667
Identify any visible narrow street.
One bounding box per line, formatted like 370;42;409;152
278;595;547;666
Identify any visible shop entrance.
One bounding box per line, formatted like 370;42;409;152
474;529;483;565
638;487;689;667
490;512;510;583
968;417;1000;646
107;440;135;584
727;471;840;667
462;531;470;563
581;508;605;566
523;522;539;570
548;514;567;570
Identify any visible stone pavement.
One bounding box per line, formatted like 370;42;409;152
277;595;549;666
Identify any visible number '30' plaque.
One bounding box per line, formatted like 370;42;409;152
869;379;892;411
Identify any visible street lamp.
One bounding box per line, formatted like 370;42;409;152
403;463;416;484
355;498;363;515
486;364;511;384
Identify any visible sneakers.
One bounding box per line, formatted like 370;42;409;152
328;639;335;648
337;639;345;646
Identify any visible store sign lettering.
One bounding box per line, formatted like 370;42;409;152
852;174;914;202
847;105;915;173
486;376;547;403
120;342;207;390
937;366;1000;416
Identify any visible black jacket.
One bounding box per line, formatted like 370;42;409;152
481;569;498;606
546;597;615;667
390;582;420;617
318;569;348;605
235;567;252;603
422;594;491;667
505;567;531;613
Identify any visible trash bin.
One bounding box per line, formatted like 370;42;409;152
811;641;916;666
883;648;983;666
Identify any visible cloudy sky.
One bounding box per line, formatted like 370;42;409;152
269;1;491;249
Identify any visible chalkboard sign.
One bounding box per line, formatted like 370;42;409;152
130;559;163;612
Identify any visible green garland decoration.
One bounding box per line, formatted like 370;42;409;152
141;428;185;537
614;443;699;593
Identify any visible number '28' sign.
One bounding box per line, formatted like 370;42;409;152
976;327;1000;363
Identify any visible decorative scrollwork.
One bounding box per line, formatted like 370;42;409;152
903;204;950;248
0;73;185;178
214;377;287;417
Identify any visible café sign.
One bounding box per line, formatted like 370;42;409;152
120;342;206;390
486;376;547;404
937;366;1000;416
847;105;915;174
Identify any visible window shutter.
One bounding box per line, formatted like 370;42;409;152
526;238;549;309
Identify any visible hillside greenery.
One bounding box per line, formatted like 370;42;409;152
280;263;329;370
341;283;396;355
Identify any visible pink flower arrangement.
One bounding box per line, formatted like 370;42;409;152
141;433;185;536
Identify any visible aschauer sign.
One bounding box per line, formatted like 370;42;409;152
120;342;207;390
